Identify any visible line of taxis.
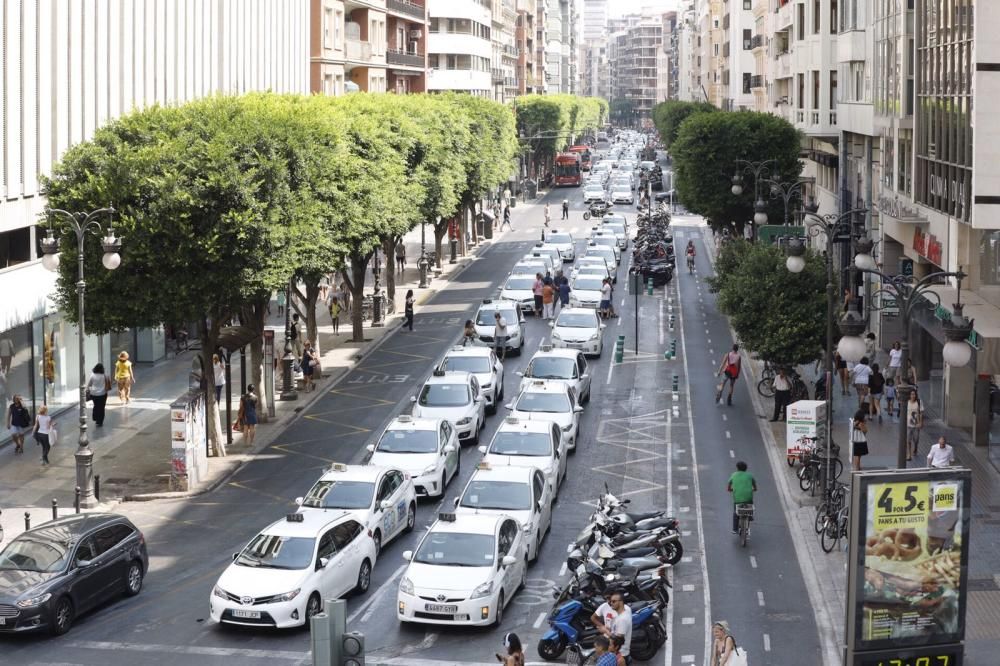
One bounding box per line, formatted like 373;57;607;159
208;210;627;631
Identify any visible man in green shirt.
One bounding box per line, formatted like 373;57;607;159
727;461;757;534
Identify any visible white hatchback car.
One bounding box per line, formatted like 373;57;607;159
568;275;606;309
211;512;377;628
610;187;634;205
479;416;568;498
411;370;486;444
544;230;576;262
296;463;418;557
517;346;592;404
500;275;538;314
438;345;505;412
398;512;527;626
550;308;606;357
506;380;584;449
472;300;526;356
455;462;553;562
367;416;460;498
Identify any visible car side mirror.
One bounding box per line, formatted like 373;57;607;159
599;324;606;330
581;374;590;380
453;497;460;509
574;406;584;413
549;321;555;328
402;550;413;562
295;497;304;506
505;402;514;410
410;396;417;403
502;555;517;567
76;559;94;569
232;553;240;561
515;371;523;377
445;445;457;454
317;557;329;571
477;445;487;454
365;444;375;453
380;500;393;511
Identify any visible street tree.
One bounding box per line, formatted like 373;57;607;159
651;100;717;150
706;240;828;366
671;111;802;234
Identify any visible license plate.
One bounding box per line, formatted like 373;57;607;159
424;603;458;613
231;609;261;619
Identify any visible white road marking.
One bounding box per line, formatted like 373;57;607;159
659;298;665;345
681;556;693;563
678;506;690;512
681;530;692;537
348;563;407;624
682;584;695;592
533;611;547;628
729;449;735;458
606;351;615;384
750;555;758;568
763;633;772;652
678;484;688;490
757;590;766;607
64;641;309;661
722;413;727;421
725;430;731;439
675;448;686;453
681;656;696;663
681;617;695;625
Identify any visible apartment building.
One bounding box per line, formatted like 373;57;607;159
427;0;493;96
608;13;666;127
582;0;607;41
0;0;309;423
490;0;519;102
722;0;756;111
535;0;549;92
515;0;538;94
675;1;700;102
310;0;390;94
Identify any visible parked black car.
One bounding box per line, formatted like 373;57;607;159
0;513;148;635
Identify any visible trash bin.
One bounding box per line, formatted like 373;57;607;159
482;212;494;240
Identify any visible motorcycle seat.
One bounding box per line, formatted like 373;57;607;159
635;518;676;530
620;556;663;571
615;546;657;558
624;510;663;522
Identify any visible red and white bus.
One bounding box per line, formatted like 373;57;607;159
568;145;592;171
554;152;583;187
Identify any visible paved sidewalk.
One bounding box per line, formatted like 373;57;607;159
0;202;540;539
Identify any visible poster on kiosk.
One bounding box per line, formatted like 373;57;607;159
785;400;827;464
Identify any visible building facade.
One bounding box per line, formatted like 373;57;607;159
608;13;666;127
490;0;519;102
515;0;538;94
0;0;309;425
427;0;493;95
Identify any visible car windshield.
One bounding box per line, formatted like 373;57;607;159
547;233;573;244
236;534;314;570
0;534;71;573
557;313;597;328
477;309;516;326
573;278;605;292
301;480;375;509
505;277;536;291
414;532;495;567
420;383;471;407
490;431;552;456
515;391;572;413
511;264;543;275
526;356;576;379
593;237;616;247
587;250;614;262
604;225;625;235
378;429;438;454
443;356;492;374
461;480;531;511
577;267;608;278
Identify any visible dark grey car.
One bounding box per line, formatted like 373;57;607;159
0;513;148;635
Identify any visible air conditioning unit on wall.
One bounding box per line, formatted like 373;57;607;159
409;29;423;40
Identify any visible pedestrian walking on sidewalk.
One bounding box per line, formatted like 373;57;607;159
404;289;415;331
33;405;53;466
329;296;342;334
212;353;226;402
501;206;512;231
835;351;849;395
542;281;556;320
240;385;259;446
276;289;286;317
884;379;897;419
6;394;30;454
301;341;317;391
770;367;791;422
852;356;872;409
851;409;869;471
339;281;351;315
395;242;406;274
114;351;135;404
544;203;551;228
865;332;878;365
87;363;111;427
561;199;569;220
886;341;902;382
906;390;924;461
319;275;330;303
290;314;303;359
927;436;955;468
868;364;885;422
716;345;742;406
903;358;918;388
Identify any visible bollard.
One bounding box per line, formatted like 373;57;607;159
95;475;101;501
74;487;81;514
663;349;671;360
671;338;677;357
52;499;58;521
647;278;654;296
672;373;680;391
24;512;31;531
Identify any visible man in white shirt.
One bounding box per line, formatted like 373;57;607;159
886;341;903;382
493;312;508;361
852;358;872;408
927;437;955;468
591;591;632;660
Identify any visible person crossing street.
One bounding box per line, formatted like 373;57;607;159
561;198;569;220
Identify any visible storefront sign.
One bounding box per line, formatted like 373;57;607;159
877;195;924;222
846;469;971;660
912;228;943;266
784;400;827;463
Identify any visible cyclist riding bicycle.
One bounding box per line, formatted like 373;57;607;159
685;241;696;273
727;461;757;534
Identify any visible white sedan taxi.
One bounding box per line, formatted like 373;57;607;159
295;463;417;557
550;307;605;356
472;300;525;356
568;275;606;309
411;370;486;444
583;186;608;204
479;416;567;497
610;187;634;205
398;512;527;626
571;256;613;281
506;380;584;449
543;230;576;262
500;275;539;314
455;462;553;562
509;260;548;277
583;244;619;270
367;416;460;498
438;345;505;412
517;346;592;404
211;512;376;628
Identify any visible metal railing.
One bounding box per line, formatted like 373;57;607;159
387;48;424;68
385;0;425;20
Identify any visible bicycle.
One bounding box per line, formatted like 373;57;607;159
820;503;850;553
756;361;777;398
686;253;695;274
797;445;843;496
736;503;754;547
814;481;849;535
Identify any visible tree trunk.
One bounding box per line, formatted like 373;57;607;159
240;297;270;424
382;236;398;314
434;220;448;269
344;251;372;342
200;316;226;457
292;277;321;356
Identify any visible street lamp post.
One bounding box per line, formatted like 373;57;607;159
731;159;777;238
784;207;868;495
279;276;298;401
840;246;973;468
39;206;121;509
760;177;816;226
371;250;384;327
418;222;430;289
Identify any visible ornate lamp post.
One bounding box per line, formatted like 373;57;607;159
371;250;384;327
418;221;430;289
39;206;121;509
279;275;298;401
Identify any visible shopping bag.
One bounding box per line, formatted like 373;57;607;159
730;646;749;666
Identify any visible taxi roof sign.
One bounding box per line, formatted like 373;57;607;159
504;416;519;424
476;461;492;470
396;415;413;423
438;512;457;522
329;463;348;472
286;513;305;522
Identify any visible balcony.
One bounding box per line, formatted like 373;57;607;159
492;68;504;84
750;34;765;50
386;0;425;20
750;74;765;89
345;38;373;63
387;48;424;68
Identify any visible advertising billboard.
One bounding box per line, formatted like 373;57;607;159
846;468;971;663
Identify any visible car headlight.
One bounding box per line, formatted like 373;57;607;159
456;417;472;426
271;588;301;603
551;331;562;339
212;585;228;600
523;521;535;534
16;592;51;608
422;464;438;475
470;580;494;599
399;576;414;595
588;333;600;341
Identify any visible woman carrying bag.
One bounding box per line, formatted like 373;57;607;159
852;409;870;471
33;405;55;466
87;363;112;427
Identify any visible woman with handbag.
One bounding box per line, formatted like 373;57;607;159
33;404;53;466
6;394;31;454
240;385;259;445
711;621;748;665
301;341;317;391
87;363;111;427
852;409;870;471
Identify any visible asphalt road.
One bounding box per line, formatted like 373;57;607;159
0;165;822;665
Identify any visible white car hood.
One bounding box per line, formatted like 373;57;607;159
414;405;474;422
572;289;604;302
519;376;574;393
217;563;307;599
553;325;597;342
501;288;534;302
482;453;555;480
405;561;494;593
370;451;437;476
510;408;572;430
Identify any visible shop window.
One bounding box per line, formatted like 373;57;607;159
0;227;31;269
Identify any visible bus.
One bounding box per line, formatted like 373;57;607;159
568;145;592;172
553;152;583;187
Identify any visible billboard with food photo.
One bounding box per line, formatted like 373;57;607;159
847;468;971;652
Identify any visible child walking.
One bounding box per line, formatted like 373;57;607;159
884;378;897;421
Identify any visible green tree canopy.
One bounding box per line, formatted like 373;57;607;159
707;240;829;365
651;100;717;150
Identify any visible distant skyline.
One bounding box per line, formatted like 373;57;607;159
608;0;677;17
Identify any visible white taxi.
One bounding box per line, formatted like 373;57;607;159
398;512;527;626
543;230;576;262
589;234;622;263
583;244;619;271
438;345;505;412
499;275;539;314
367;416;460;498
509;260;548;277
479;417;567;497
531;243;564;266
454;462;553;562
506;380;583;449
411;370;486;444
210;512;377;628
571;256;613;282
473;300;526;356
295;463;417;557
517;347;592;404
568;275;606;309
550;307;605;356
